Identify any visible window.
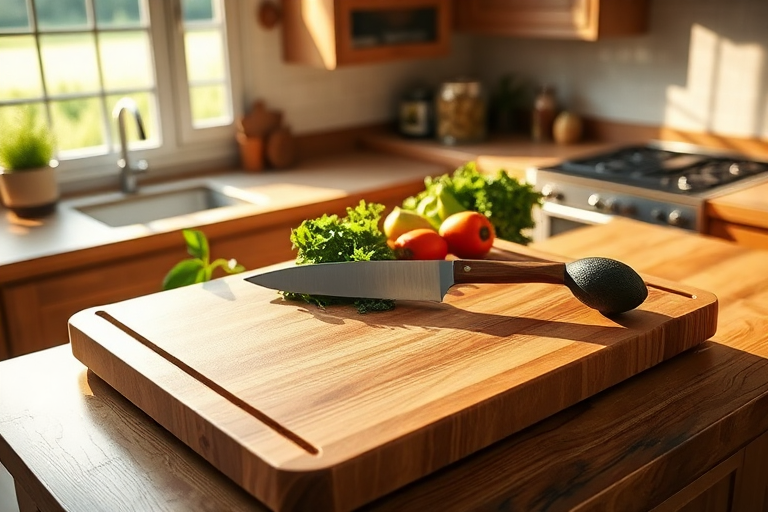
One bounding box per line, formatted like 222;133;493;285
0;0;242;185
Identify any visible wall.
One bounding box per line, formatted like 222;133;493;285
238;1;474;135
473;0;768;139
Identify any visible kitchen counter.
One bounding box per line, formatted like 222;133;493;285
706;179;768;230
360;131;624;177
1;218;767;511
363;131;768;240
0;150;448;284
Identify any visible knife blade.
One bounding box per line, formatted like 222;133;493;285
245;259;565;302
245;257;648;314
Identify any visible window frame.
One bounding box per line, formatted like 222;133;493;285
0;0;244;189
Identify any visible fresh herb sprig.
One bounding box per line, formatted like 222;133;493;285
162;229;245;290
285;200;396;313
403;162;542;245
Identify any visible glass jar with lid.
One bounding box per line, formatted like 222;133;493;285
436;78;487;145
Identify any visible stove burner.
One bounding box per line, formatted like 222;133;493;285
552;146;768;195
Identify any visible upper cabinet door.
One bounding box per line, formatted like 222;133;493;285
283;0;452;69
453;0;648;41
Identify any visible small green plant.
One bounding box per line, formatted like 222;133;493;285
162;229;245;290
0;108;56;171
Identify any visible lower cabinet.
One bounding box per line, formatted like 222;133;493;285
1;226;300;359
0;315;7;360
707;218;768;251
2;248;188;358
1;184;423;360
0;224;302;359
651;430;768;512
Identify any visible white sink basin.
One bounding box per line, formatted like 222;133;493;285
76;186;253;227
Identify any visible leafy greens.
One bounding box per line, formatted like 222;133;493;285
285;200;396;313
403;162;542;245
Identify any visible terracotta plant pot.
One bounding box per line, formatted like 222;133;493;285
0;163;59;218
236;132;265;172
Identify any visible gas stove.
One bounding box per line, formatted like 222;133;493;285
553;144;768;195
532;141;768;238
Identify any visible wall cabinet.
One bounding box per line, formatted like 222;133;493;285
282;0;451;69
453;0;648;41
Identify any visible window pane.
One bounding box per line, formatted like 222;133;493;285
100;31;153;90
190;84;227;127
0;0;30;31
40;34;100;95
0;36;44;100
185;30;224;82
50;97;106;151
94;0;145;28
182;0;215;22
36;0;89;30
107;92;158;147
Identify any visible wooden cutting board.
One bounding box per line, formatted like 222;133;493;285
69;248;718;512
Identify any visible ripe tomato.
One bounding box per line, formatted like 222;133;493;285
439;211;496;259
393;229;448;260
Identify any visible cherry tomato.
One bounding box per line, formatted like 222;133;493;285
393;229;448;260
439;211;496;259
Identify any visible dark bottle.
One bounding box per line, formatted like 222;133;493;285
532;85;557;142
398;87;434;139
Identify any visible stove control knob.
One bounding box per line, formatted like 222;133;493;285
541;184;562;201
620;203;637;216
668;209;688;227
604;198;620;214
588;194;605;211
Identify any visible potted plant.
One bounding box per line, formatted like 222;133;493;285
0;108;59;218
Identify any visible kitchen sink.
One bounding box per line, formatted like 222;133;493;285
75;186;255;227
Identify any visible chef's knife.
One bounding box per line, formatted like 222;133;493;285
245;257;648;315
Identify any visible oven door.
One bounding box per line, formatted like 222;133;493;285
533;201;614;242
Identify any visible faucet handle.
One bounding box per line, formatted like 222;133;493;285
136;159;149;173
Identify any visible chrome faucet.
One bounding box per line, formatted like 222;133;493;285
113;97;148;194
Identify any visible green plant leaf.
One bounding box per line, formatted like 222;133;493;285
162;258;205;290
209;258;246;275
0;107;56;170
183;229;209;261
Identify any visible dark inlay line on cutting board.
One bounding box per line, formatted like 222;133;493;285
95;310;320;455
647;283;697;299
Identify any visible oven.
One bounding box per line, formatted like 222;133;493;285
533;200;614;242
528;142;768;242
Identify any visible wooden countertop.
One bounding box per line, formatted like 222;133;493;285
2;218;768;511
359;132;625;178
0;151;448;285
363;132;768;232
706;179;768;230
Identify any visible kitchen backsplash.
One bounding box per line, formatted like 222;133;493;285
238;1;473;135
239;0;766;140
471;0;767;139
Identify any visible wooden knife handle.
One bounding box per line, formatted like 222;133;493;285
452;260;565;285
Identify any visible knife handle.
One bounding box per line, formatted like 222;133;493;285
452;260;565;285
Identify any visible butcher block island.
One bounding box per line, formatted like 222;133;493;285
68;238;717;511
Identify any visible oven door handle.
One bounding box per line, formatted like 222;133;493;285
541;201;615;225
